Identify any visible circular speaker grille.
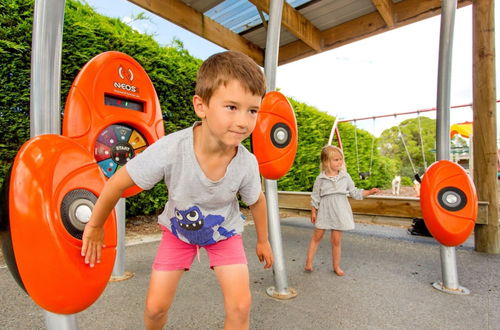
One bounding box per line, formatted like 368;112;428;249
270;123;291;149
437;186;467;212
61;189;97;239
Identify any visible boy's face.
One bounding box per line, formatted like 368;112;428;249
193;79;262;148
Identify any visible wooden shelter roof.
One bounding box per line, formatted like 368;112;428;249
127;0;471;66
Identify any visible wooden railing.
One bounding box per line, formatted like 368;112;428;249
277;191;489;225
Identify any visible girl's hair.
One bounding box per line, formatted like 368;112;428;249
195;50;267;105
320;145;346;172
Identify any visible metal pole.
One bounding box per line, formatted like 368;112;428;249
112;199;126;276
31;0;81;326
263;0;296;299
30;0;65;137
436;0;454;161
433;0;469;295
44;311;78;329
110;198;134;281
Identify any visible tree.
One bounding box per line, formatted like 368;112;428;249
379;116;436;181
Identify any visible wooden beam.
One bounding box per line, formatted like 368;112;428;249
372;0;395;27
248;0;322;51
278;0;472;65
127;0;264;65
277;191;489;225
472;0;499;253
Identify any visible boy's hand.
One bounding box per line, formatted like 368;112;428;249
256;240;273;269
81;224;105;267
369;188;381;195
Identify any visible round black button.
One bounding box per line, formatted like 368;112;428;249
111;142;134;165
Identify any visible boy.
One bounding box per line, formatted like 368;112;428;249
81;50;274;330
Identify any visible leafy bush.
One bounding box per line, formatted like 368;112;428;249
1;0;200;216
0;0;33;186
401;176;414;186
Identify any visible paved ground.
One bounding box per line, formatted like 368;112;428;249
1;217;499;329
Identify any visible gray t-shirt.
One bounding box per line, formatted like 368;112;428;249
126;122;261;246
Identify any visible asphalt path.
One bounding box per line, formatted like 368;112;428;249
1;218;498;329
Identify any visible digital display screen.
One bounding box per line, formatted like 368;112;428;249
105;94;144;112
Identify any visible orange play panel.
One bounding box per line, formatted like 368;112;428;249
63;51;164;197
420;160;477;246
252;91;298;180
5;135;117;314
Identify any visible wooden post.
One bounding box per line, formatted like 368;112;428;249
472;0;499;253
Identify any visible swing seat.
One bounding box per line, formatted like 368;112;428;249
359;171;371;180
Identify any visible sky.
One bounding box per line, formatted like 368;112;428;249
82;0;498;137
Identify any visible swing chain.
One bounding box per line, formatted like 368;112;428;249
396;116;417;176
354;120;360;174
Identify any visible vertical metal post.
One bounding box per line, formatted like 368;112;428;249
31;0;81;327
44;311;78;329
263;0;297;299
30;0;65;137
110;198;134;281
112;199;126;276
436;0;454;161
433;0;469;295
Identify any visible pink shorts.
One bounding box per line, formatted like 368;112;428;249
153;226;247;271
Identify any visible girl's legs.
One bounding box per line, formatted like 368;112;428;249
330;230;345;276
304;229;325;271
214;264;252;330
144;269;184;330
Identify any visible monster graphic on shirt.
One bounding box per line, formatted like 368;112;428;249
170;206;236;245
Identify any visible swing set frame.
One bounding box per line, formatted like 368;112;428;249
328;101;496;180
331;101;481;148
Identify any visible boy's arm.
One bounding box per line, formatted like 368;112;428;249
249;192;273;269
81;166;135;267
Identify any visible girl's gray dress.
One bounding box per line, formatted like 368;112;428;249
311;171;364;230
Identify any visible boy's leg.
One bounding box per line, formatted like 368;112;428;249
144;269;184;330
331;230;344;276
305;228;325;271
144;227;196;329
214;264;251;330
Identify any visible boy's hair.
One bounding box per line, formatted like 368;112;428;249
320;145;346;172
195;51;266;105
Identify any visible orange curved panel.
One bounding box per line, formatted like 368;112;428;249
8;135;117;314
252;91;298;180
420;160;477;246
63;51;164;197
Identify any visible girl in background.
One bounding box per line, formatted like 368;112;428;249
304;145;379;276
